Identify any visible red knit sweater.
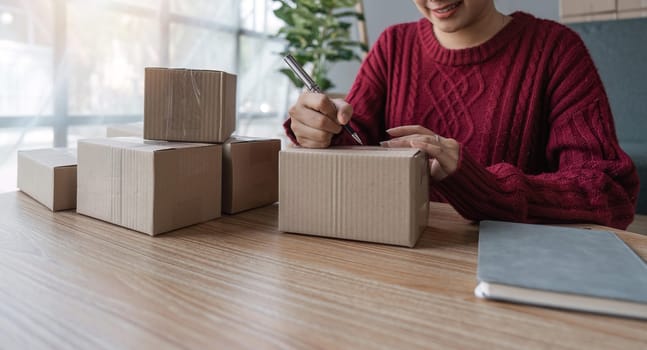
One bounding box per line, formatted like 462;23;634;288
286;12;639;229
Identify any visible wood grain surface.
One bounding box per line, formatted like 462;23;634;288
1;191;646;350
628;214;647;236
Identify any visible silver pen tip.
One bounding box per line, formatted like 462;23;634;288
351;133;363;145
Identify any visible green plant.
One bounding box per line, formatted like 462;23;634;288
273;0;368;92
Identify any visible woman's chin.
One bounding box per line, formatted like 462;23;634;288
431;20;464;34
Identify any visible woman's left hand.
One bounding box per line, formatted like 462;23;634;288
381;125;460;181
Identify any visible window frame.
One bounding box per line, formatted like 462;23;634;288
0;0;284;147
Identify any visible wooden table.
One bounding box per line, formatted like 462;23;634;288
1;191;646;349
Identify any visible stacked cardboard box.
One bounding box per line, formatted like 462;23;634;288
17;148;77;211
561;0;616;17
16;67;284;237
144;68;237;143
561;0;647;22
105;67;280;216
222;137;281;214
76;68;281;235
74;68;239;235
278;146;430;247
618;0;647;18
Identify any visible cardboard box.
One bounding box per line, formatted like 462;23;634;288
144;67;236;143
561;0;616;17
278;147;429;247
17;148;77;211
618;9;647;18
618;0;647;11
222;136;281;214
77;137;222;235
106;122;143;137
561;12;618;22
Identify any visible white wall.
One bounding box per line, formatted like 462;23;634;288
328;0;559;93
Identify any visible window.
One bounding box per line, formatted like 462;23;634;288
0;0;291;193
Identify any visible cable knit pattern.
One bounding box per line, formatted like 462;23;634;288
283;12;639;229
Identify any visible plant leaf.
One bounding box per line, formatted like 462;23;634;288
272;0;364;92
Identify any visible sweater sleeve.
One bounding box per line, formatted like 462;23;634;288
433;29;639;230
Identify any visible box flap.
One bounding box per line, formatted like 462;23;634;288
283;145;421;158
225;136;281;144
79;137;214;153
17;148;77;168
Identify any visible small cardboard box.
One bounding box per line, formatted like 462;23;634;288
618;0;647;11
561;12;618;22
618;9;647;18
279;147;429;247
77;137;222;235
222;136;281;214
561;0;616;17
106;122;143;137
17;148;77;211
144;67;236;143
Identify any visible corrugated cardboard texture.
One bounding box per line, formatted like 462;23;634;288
106;122;143;137
17;148;77;211
144;67;236;143
222;137;280;214
77;137;222;236
279;147;429;247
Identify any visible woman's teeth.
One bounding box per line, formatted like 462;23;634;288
437;2;460;13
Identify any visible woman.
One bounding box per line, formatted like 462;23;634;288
284;0;639;229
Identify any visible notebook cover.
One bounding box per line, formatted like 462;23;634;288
477;221;647;304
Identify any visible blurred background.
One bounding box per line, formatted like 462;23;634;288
0;0;573;193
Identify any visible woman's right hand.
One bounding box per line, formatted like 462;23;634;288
288;92;353;148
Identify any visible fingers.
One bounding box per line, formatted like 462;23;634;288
408;140;445;160
381;133;459;181
408;137;459;166
386;125;435;137
409;140;459;180
289;97;342;134
299;92;339;117
428;158;449;181
291;118;334;148
288;93;346;148
297;135;333;148
381;134;441;148
331;98;353;125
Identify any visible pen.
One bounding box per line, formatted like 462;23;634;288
283;54;363;145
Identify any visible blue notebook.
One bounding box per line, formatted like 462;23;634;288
475;221;647;320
